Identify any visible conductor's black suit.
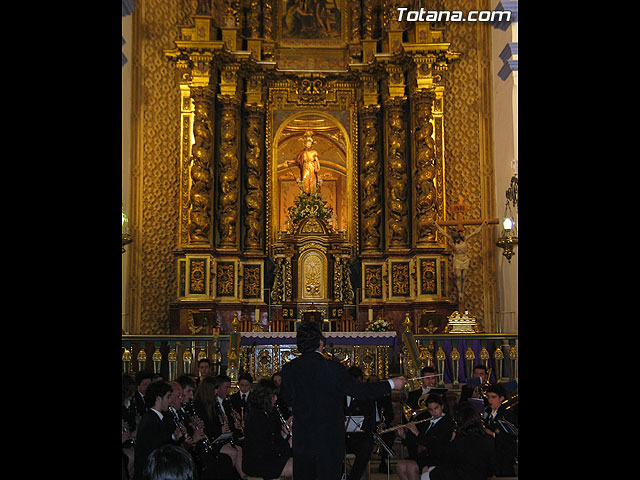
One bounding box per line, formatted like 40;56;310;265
280;350;392;480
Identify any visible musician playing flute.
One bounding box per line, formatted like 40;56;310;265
404;366;447;461
396;393;456;480
241;378;294;479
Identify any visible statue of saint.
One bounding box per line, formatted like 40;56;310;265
288;131;320;194
433;220;487;308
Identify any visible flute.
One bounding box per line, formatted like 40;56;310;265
377;417;432;434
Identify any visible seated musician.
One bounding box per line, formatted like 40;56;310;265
215;375;245;447
403;366;446;460
483;383;518;477
271;371;291;420
229;372;253;423
168;381;234;480
344;366;376;480
458;364;489;403
193;376;248;479
428;402;496;480
396;393;456;480
241;378;293;479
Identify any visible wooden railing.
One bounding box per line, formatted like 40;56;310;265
121;334;231;381
122;331;518;388
401;332;518;391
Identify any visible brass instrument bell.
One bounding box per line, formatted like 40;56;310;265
403;393;429;422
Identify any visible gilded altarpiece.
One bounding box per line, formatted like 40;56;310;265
127;0;497;336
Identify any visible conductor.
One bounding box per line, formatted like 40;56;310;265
280;321;407;479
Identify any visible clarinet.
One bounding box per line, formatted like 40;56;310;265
170;407;190;443
184;401;214;453
276;402;291;437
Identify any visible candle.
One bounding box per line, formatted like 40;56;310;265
368;308;373;322
255;307;260;322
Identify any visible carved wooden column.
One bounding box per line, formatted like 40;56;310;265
411;88;438;245
359;103;383;253
383;95;409;251
216;92;241;250
243;104;265;252
189;88;216;245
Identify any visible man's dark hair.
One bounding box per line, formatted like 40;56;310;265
144;381;172;410
473;364;488;374
238;372;253;383
216;374;232;384
135;370;153;385
420;365;436;376
425;393;444;406
347;366;364;380
296;321;326;353
175;374;196;390
485;382;507;399
197;358;212;366
143;444;196;480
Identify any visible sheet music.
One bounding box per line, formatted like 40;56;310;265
344;415;365;432
213;432;233;443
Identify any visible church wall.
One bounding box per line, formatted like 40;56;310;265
490;0;518;333
124;0;505;334
122;12;132;333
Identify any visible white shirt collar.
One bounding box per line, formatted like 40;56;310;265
150;408;163;420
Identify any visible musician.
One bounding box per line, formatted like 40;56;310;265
229;372;252;421
367;374;396;473
197;358;213;386
133;370;153;416
241;378;293;479
143;444;197;480
344;366;376;480
193;376;247;479
483;383;517;477
279;321;407;479
428;402;496;480
403;366;447;461
396;393;456;480
133;381;182;480
215;374;245;446
122;374;138;480
272;371;291;420
459;364;489;403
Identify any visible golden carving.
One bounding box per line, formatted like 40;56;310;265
391;262;410;296
385;98;409;248
359;105;382;251
300;250;326;300
243;264;262;298
189;87;213;243
412;89;438;244
244;106;265;251
216;262;235;296
217;95;241;248
364;265;382;299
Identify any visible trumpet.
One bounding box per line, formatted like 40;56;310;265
376;417;432;435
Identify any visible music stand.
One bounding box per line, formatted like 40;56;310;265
372;430;395;479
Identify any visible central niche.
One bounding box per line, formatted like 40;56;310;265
274;112;349;236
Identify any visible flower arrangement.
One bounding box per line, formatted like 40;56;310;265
365;316;393;332
287;191;334;225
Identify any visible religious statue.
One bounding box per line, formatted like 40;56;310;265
433;220;488;308
288;130;321;194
